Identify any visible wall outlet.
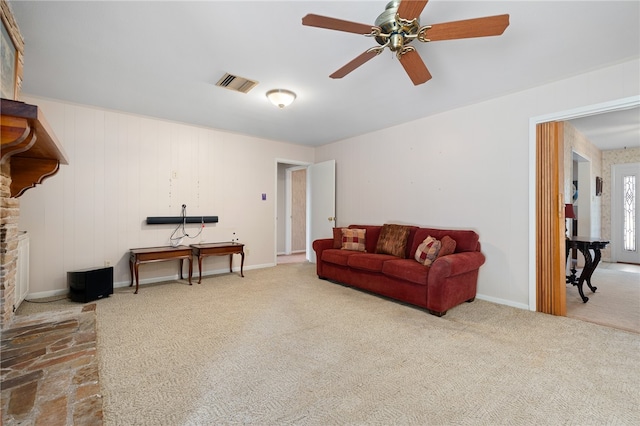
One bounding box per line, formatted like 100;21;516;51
104;260;111;267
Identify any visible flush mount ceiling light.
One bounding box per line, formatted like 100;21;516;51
266;89;297;109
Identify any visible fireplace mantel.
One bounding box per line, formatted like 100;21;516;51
1;98;68;197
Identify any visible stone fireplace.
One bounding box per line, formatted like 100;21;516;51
0;100;68;328
1;1;68;328
0;161;18;326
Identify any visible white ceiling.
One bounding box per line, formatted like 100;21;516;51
568;107;640;151
8;1;640;148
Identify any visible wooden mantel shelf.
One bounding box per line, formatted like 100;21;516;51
1;98;68;197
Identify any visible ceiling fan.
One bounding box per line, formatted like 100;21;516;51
302;0;509;85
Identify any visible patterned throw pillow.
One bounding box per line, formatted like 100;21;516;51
437;235;457;258
414;236;442;266
341;228;366;252
375;224;412;258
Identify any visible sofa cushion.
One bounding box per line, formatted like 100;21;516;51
349;225;382;254
375;224;412;258
341;228;366;252
414;236;442;266
437;235;457;258
410;228;479;256
332;227;344;249
322;249;356;266
382;259;429;286
404;227;419;258
347;253;397;272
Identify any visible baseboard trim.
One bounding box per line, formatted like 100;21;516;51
476;293;530;311
25;263;277;300
27;267;530;311
114;263;275;289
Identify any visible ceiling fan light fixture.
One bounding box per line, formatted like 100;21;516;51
266;89;297;109
389;33;404;51
302;1;510;86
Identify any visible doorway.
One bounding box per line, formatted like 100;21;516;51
563;130;639;332
275;159;336;265
612;162;640;264
530;96;640;315
277;162;308;264
571;151;593;263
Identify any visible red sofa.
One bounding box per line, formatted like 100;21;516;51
312;224;486;317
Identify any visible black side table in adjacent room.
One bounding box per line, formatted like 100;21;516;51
565;236;609;303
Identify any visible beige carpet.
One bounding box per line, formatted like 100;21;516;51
277;253;308;264
566;263;640;333
17;263;640;425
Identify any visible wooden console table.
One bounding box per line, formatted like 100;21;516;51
565;236;610;303
129;246;193;294
190;242;245;283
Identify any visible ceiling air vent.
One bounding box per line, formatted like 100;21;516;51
215;73;258;94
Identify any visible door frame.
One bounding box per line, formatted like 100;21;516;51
528;95;640;312
285;167;293;255
275;159;311;264
611;162;640;263
285;165;307;255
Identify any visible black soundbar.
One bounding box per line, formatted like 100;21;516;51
146;216;219;225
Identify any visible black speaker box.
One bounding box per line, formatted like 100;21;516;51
68;266;114;303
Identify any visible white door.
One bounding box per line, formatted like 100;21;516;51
612;162;640;264
307;160;336;263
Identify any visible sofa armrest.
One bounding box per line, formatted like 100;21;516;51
428;251;486;283
312;238;334;277
426;251;486;315
313;238;334;253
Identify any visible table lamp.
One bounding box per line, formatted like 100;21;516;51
565;203;576;237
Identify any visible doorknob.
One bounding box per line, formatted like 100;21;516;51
328;217;335;222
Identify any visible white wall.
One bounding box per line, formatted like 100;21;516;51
19;96;315;296
602;147;640;260
315;58;640;309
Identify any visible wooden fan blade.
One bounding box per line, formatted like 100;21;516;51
330;50;379;79
397;0;429;21
425;14;510;41
399;50;432;86
302;14;374;35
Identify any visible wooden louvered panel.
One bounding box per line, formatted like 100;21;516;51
536;122;566;316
